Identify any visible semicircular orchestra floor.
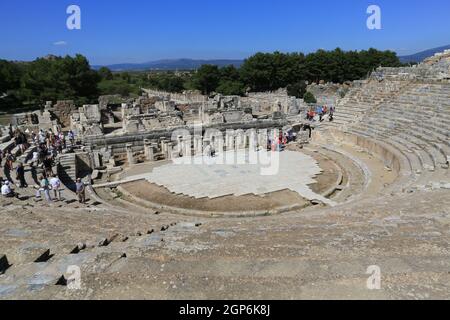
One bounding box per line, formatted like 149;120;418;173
99;141;397;217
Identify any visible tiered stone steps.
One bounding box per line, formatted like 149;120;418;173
320;80;450;190
57;154;77;192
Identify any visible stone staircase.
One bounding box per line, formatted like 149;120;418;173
57;154;77;192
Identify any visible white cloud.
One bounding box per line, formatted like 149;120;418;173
53;41;68;46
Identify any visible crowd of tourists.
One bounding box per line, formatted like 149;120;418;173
306;105;335;122
0;126;85;203
267;130;297;152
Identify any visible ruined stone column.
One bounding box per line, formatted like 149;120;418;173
236;130;245;150
194;135;203;155
166;142;174;160
126;143;136;165
258;131;268;149
235;133;241;151
249;130;257;151
184;138;192;157
203;138;210;155
216;137;224;153
161;140;168;156
144;139;154;162
224;134;230;151
227;132;235;151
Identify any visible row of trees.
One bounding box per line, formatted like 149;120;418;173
1;48;402;111
0;56;149;109
191;48;401;97
0;55;100;109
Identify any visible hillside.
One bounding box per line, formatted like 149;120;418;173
94;59;244;71
399;45;450;63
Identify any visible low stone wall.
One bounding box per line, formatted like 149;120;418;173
314;128;428;199
143;89;206;103
313;129;410;191
84;119;288;155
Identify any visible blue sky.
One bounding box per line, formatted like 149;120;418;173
0;0;449;65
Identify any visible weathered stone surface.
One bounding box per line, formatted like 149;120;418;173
1;49;450;300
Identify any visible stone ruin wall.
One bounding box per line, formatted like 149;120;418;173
243;90;306;115
83;118;289;166
98;95;123;109
306;83;351;106
142;89;206;103
48;100;77;127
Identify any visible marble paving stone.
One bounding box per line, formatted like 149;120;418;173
124;150;336;206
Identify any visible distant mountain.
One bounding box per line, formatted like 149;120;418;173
93;59;244;71
399;45;450;64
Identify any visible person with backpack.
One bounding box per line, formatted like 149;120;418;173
39;175;52;202
16;163;27;188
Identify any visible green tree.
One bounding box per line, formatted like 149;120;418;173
98;67;114;80
220;65;241;82
303;91;317;104
19;54;100;104
98;78;141;97
144;72;187;93
215;65;245;95
287;81;307;98
216;80;245;96
240;52;278;92
119;72;131;83
0;60;21;94
193;65;221;95
240;52;306;92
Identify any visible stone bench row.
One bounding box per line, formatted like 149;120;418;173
350;122;447;171
373;106;450;126
394;98;450;107
345;127;425;175
354;115;449;162
370;106;449;125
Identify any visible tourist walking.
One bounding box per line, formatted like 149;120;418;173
76;178;86;204
329;105;335;122
5;151;14;171
68;130;75;146
42;156;53;177
49;174;62;201
16;163;27;188
316;105;324;122
39;175;52;202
